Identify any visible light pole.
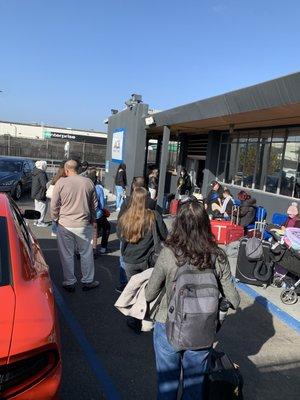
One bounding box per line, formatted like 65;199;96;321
10;123;17;137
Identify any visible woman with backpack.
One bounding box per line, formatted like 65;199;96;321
117;187;168;332
145;198;240;399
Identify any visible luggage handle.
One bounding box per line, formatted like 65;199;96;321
232;205;240;225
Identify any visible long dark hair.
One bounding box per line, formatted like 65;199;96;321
118;163;126;172
166;200;225;268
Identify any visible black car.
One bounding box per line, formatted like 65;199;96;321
0;157;35;200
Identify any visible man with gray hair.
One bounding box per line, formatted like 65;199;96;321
31;160;48;227
51;159;99;292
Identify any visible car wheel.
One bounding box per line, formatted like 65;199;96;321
13;183;22;200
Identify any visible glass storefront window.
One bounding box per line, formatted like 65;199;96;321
216;126;300;198
234;136;248;186
280;139;300;197
265;142;284;193
242;133;260;188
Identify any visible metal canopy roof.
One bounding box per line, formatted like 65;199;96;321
148;72;300;135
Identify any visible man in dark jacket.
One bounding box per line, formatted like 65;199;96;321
31;160;48;227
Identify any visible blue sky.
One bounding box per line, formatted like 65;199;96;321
0;0;300;131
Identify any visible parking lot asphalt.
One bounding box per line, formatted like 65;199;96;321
19;197;300;400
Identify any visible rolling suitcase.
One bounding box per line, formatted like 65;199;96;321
169;199;180;216
235;238;273;286
211;220;244;245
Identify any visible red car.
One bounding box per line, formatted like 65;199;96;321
0;193;61;399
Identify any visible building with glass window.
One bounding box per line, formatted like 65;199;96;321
105;73;300;217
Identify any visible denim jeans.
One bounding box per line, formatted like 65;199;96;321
115;185;124;210
52;220;58;234
119;255;128;286
153;322;211;400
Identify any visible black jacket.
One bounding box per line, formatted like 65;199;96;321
239;198;256;227
177;174;192;195
117;211;168;264
115;169;127;188
31;168;48;201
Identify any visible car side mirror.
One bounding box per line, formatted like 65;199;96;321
23;210;41;220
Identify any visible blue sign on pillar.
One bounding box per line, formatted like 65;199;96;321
111;129;125;163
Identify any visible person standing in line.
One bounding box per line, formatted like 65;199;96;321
92;176;111;257
116;176;162;293
31;160;49;227
117;187;168;332
177;168;192;199
115;163;127;211
148;168;159;200
145;200;240;399
80;161;90;177
51;159;99;292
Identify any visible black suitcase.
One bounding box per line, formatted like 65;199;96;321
235;238;273;286
206;350;244;400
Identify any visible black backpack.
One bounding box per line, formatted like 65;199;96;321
166;263;219;351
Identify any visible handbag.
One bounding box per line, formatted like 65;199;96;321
103;208;111;218
147;217;163;268
46;184;54;199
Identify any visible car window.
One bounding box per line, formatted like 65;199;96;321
23;162;31;173
0;160;22;173
9;201;32;252
0;216;11;286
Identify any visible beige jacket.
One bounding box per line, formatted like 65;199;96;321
115;268;160;320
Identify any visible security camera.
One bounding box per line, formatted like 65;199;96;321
145;116;156;126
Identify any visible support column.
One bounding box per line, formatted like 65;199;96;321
143;136;149;177
157;126;170;207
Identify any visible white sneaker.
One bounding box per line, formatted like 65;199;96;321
36;222;49;228
51;232;57;237
116;208;121;212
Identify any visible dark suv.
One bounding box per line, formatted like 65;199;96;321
0;157;35;200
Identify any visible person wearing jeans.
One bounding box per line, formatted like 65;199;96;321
51;159;99;292
31;160;48;227
145;200;240;399
117;187;168;332
115;163;127;211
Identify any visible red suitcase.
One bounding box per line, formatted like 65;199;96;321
211;220;244;245
170;199;180;216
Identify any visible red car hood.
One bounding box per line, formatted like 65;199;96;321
0;285;15;365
